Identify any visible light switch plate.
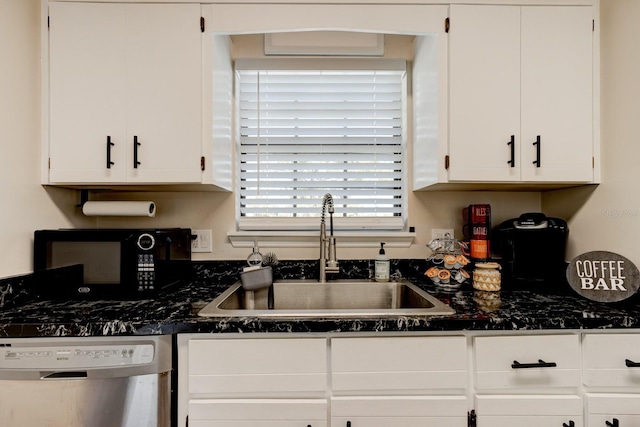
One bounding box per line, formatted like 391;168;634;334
191;229;212;253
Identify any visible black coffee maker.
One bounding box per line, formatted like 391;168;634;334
494;213;569;286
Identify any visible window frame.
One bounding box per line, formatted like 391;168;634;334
233;58;409;233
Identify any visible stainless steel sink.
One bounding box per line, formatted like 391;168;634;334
197;279;454;318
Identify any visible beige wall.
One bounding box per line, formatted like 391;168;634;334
0;0;90;278
94;33;540;261
543;0;640;266
24;1;640;277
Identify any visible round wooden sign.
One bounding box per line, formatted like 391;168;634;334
566;251;640;302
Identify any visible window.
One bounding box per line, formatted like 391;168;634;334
236;58;407;231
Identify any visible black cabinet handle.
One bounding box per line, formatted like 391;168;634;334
106;136;115;169
133;135;141;169
511;359;557;369
625;359;640;367
532;135;541;167
606;418;619;427
346;422;351;427
507;135;515;167
563;421;575;427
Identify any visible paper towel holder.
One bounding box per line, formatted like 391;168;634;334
77;190;156;217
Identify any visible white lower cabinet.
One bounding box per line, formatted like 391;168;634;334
331;336;467;392
473;334;583;426
586;394;640;426
179;332;640;427
476;395;583;427
331;396;467;427
583;334;640;426
189;399;327;427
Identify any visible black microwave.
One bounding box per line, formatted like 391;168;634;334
33;228;192;298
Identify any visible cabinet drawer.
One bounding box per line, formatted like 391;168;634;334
583;334;640;387
476;395;583;427
332;396;468;427
474;335;581;389
587;393;640;424
189;399;327;427
188;338;326;395
331;336;467;391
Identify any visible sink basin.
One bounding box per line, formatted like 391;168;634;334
197;279;454;318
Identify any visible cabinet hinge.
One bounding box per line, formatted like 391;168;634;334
200;16;205;33
201;156;206;171
445;17;450;33
445;155;450;170
48;157;51;169
593;19;595;32
468;410;477;427
48;15;50;29
593;156;595;168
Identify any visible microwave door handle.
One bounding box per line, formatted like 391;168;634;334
164;237;172;260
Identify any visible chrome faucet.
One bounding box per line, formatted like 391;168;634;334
319;193;339;282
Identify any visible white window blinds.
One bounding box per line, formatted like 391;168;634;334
236;59;406;230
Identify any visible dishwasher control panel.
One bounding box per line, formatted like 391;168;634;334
0;343;154;370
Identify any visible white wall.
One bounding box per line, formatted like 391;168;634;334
543;0;640;266
0;0;89;278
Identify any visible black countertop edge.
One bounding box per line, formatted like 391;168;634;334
2;259;640;337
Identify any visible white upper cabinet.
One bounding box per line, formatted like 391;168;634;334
47;2;202;185
446;4;595;186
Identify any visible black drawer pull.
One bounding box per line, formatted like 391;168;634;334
133;135;141;169
507;135;515;167
511;359;557;369
532;135;541;167
563;422;575;427
626;359;640;367
606;418;619;427
106;136;115;169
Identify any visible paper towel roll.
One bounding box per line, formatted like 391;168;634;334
82;201;156;217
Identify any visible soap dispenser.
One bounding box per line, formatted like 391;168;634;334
375;242;390;282
246;238;263;267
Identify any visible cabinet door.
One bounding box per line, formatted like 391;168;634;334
474;335;581;390
449;5;521;182
189;399;327;427
583;334;640;387
125;4;202;183
49;2;127;183
48;3;202;185
331;396;467;427
587;394;640;426
188;338;327;397
520;6;593;182
331;336;467;392
476;395;583;427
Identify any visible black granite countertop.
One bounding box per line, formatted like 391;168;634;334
1;260;640;337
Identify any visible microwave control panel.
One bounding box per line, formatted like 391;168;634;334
136;233;156;291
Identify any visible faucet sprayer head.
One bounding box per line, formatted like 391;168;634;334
321;193;334;223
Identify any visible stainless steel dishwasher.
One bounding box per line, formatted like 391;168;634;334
0;335;172;427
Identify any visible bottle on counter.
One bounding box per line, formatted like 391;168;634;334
375;242;390;282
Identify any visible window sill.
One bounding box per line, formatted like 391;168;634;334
227;231;416;248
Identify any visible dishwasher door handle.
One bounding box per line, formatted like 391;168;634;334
41;371;88;380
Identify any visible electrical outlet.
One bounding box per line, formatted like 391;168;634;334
431;228;454;240
191;229;212;253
